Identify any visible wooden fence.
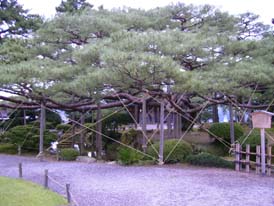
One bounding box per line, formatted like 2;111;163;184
234;143;273;176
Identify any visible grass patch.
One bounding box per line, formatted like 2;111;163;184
0;176;67;206
0;143;18;154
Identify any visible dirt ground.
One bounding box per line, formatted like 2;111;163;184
0;154;274;206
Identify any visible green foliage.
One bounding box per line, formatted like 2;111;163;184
56;0;93;14
105;143;119;161
186;152;234;169
147;139;193;163
239;129;261;147
0;0;42;42
117;147;144;165
60;148;79;161
0;143;17;154
193;143;228;157
120;129;142;149
56;123;72;132
3;125;57;151
208;123;244;143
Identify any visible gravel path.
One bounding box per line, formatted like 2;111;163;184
0;154;274;206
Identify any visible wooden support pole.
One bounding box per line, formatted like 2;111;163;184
245;144;250;173
229;103;235;144
142;98;147;151
19;163;22;178
66;184;71;204
96;103;102;160
18;145;21;156
256;145;261;174
159;101;165;165
235;143;240;171
38;102;45;161
167;112;171;139
260;128;266;175
267;146;272;176
23;109;27;125
44;169;48;189
80;112;85;155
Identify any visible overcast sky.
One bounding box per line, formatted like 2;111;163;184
18;0;272;24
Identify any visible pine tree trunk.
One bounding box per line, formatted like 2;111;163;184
212;104;219;123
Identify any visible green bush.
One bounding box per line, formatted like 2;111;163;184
3;125;57;152
193;143;227;156
208;123;244;143
0;143;18;154
56;124;72;132
120;129;142;149
117;147;144;165
239;129;260;147
105;143;119;161
147;139;192;163
186;152;234;169
60;148;79;161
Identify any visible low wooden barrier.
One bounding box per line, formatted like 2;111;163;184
234;143;273;176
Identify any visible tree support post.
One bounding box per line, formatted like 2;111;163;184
260;128;266;175
80;112;85;155
142;98;147;152
96;102;102;160
159;101;165;165
38;102;45;161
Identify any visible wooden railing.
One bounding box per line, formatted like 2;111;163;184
234;143;273;176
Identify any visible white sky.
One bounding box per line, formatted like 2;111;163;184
18;0;273;24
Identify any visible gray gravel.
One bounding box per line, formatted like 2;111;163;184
0;154;274;206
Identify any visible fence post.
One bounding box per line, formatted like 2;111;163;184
19;163;22;178
235;143;240;171
44;169;48;189
245;144;250;173
66;184;71;204
267;146;272;176
256;145;261;174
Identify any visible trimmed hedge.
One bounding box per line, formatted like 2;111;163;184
117;147;144;165
0;143;18;154
59;148;79;161
208;123;244;143
147;139;192;163
186;152;234;169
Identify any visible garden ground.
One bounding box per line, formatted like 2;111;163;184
0;154;273;206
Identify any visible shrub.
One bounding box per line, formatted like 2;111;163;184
208;123;244;143
120;129;142;149
186;152;234;169
239;129;260;147
117;147;144;165
193;143;227;156
60;148;79;161
0;143;18;154
56;124;72;132
105;143;119;161
147;139;192;163
3;125;57;152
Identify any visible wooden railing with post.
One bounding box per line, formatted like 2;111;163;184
234;143;273;176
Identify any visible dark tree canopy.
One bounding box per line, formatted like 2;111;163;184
0;0;42;43
56;0;93;14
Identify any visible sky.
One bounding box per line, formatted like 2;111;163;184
17;0;273;24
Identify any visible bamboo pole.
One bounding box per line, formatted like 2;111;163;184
142;98;147;151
